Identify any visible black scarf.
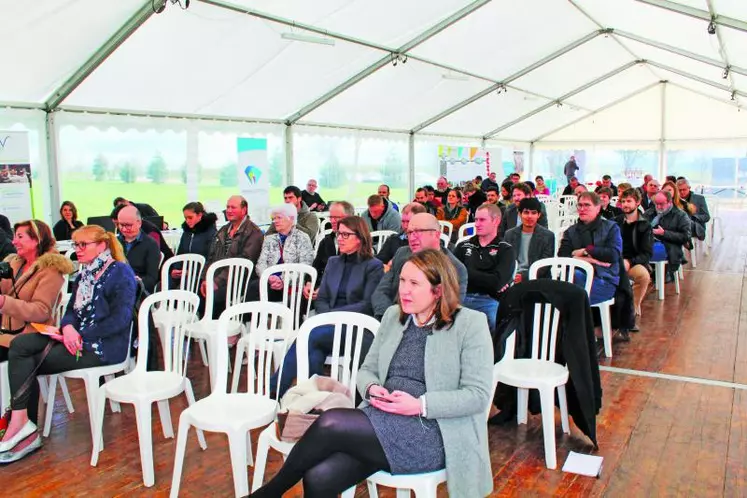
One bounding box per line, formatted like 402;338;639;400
575;215;604;247
181;212;218;233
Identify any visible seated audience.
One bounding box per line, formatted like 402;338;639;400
362;194;401;233
561;176;580;197
454;204;515;332
481;171;498;191
558;192;622;305
677;178;710;241
112;204;174;260
112;196;159;220
249;249;493;498
614;189;652;326
463;183;487;221
662;181;695;217
500;181;513;205
665;175;677;184
597;187;622;219
413;188;441;217
371;213;467;320
534;175;551;196
53;201;83;241
574;184;588;195
377;184;399;212
0;213;11;238
504;198;555;283
270;216;383;397
434;176;451;206
640;178;659;211
303;201;355;301
376;203;425;268
437;189;469;241
171;202;217;287
498;183;548;236
601;175;618;196
637;174;653;197
200;195;263;317
0;220;75;458
117;206;159;294
644;191;691;281
266;186;319;245
301;179;327;212
484;186;504;213
0;228;15;261
616;183;633;206
248;203;314;302
509;172;521;184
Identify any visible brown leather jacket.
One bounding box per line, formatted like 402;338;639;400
0;252;74;348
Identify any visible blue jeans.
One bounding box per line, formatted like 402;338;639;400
463;293;499;332
270;324;375;399
573;269;617;305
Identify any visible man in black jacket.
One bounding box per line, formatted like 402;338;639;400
561;176;581;197
677;178;710;241
645;190;691;281
498;183;548;237
454;203;516;332
112;197;159;220
615;188;653;326
504;198;555;283
116;205;160;293
597;187;622;220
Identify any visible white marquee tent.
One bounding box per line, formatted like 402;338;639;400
2;0;747;221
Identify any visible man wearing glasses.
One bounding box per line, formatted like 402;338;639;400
375;203;426;269
644;190;691;283
116;205;160;294
371;213;467;320
454;203;515;332
640;178;660;212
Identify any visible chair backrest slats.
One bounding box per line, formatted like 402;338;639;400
161;254;206;294
205;258;255;320
259;263;317;331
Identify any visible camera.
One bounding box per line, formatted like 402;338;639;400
0;261;12;279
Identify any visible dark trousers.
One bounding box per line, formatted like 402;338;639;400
198;283;228;320
7;334;103;423
270;327;374;399
250;409;390;498
245;279;284;304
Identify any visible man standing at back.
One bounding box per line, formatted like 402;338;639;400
371;213;467;320
454;203;515;332
564;155;579;183
266;186;319;245
200;195;264;317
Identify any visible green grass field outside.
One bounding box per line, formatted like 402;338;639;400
61;175;409;227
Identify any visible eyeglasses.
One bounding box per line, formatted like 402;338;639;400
73;241;96;250
406;228;437;238
336;231;358;240
117;222;136;230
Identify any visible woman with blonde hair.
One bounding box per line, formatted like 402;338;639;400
251;249;494;497
662;180;696;215
0;225;136;462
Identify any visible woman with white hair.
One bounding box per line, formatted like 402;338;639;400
246;203;314;301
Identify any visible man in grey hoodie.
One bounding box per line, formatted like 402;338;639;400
362;194;401;233
266;185;319;245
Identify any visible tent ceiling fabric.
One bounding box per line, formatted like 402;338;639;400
2;0;747;141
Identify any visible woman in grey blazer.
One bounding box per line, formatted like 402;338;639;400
250;249;494;498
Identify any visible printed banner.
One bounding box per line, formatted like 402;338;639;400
237;137;270;225
0;131;33;223
439;145;502;184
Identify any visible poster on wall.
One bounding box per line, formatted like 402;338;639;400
0;131;33;223
237;137;270;225
439;145;502;184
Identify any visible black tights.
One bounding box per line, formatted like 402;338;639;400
250;408;390;498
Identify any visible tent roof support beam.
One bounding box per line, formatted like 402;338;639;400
44;1;155;110
646;61;747;99
705;0;742;106
612;29;747;77
409;30;604;133
483;60;642;139
283;0;492;125
636;0;747;34
0;102;45;111
532;81;662;142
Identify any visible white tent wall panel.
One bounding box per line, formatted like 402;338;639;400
301;59;493;130
64;2;385;120
421;89;551;137
573;0;723;61
0;0;144;103
665;85;747;140
509;37;633;99
564;64;658;110
541;85;663;142
227;0;478;48
410;0;597;81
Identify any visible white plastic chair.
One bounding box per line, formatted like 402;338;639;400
653;260;680;300
314;228;333;256
352;356;505;498
159;253;205;293
529;257;614;357
536;194;553;203
438;220;453;241
90;291;204;488
171;302;294;498
187;258;253;391
370;230;397;254
458;222;475;239
233;263;317;390
493;299;571;470
252;312;380;493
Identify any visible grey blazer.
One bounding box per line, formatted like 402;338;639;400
357;306;494;498
503;224;556;279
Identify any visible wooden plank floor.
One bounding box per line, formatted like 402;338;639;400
5;209;747;497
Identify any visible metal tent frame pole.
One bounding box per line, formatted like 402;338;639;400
636;0;747;34
645;61;747;99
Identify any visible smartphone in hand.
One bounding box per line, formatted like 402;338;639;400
370;394;392;403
